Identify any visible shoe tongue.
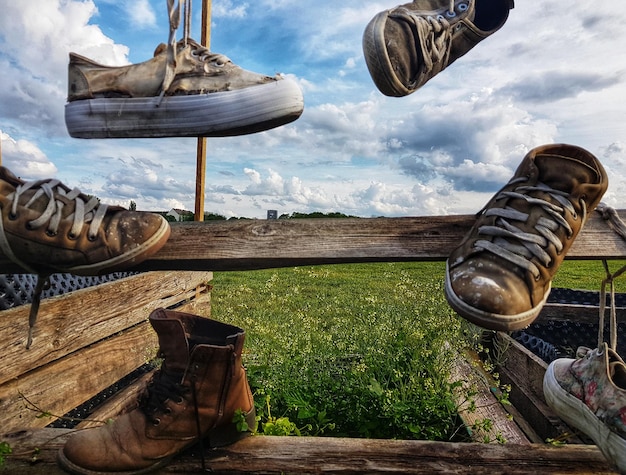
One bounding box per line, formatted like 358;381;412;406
150;313;190;374
534;153;600;194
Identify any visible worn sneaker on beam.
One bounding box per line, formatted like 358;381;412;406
0;166;170;276
65;39;304;139
445;144;608;331
363;0;514;97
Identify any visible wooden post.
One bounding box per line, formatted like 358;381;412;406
194;0;211;222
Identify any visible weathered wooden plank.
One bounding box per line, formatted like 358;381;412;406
450;352;531;444
1;211;625;273
492;333;583;444
0;322;158;433
537;302;626;324
0;429;617;474
0;271;212;385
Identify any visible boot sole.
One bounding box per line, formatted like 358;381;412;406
66;216;170;276
444;261;548;331
65;79;303;138
56;407;257;475
362;11;411;97
543;361;626;472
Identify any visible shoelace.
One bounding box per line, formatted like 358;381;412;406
0;177;109;273
473;178;583;280
0;176;109;348
141;369;190;420
596;203;626;351
141;368;210;471
391;4;462;88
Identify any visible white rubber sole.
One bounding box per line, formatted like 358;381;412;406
544;361;626;472
444;261;548;331
65;79;304;139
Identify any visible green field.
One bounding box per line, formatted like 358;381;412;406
207;260;626;440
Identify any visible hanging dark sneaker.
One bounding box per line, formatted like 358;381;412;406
445;144;608;331
65;38;304;139
363;0;514;97
0;166;170;347
544;344;626;473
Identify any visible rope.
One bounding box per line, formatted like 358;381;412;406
596;203;626;351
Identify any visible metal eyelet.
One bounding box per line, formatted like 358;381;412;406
46;229;57;237
8;212;17;220
67;232;78;240
87;234;98;242
152;418;161;426
446;10;456;17
458;3;469;11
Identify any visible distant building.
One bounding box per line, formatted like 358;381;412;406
166;208;194;222
267;210;278;220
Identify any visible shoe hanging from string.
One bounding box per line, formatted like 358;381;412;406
64;0;304;138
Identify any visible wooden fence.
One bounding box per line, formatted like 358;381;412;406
1;211;625;473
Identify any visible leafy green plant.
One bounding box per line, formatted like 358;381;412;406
0;441;11;468
209;263;471;440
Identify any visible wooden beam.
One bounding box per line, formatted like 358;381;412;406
194;0;211;221
0;429;617;474
1;211;625;273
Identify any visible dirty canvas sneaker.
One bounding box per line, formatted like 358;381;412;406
544;344;626;473
445;144;608;331
65;35;304;139
0;166;170;276
0;166;170;347
362;0;514;97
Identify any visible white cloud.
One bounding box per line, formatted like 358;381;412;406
1;132;57;179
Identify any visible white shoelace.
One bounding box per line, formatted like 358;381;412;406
473;178;583;280
0;177;108;274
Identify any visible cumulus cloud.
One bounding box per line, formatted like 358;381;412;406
1;132;57;179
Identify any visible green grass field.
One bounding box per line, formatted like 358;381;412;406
207;259;626;440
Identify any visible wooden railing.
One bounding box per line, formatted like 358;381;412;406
1;212;624;473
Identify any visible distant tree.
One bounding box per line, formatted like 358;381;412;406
129;200;137;211
203;212;227;221
283;211;359;219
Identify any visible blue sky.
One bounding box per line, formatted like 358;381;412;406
1;0;625;218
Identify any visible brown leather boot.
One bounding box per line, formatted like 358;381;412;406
445;144;608;331
57;308;256;474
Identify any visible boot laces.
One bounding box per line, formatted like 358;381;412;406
140;369;189;423
473;178;583;280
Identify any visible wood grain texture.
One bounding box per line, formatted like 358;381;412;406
2;211;625;273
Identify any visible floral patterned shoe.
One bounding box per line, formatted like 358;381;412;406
543;343;626;472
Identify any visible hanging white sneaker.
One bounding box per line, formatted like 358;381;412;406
65;39;304;138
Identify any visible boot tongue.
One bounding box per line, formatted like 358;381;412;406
534;153;600;195
150;311;190;375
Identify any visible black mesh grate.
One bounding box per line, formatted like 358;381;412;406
513;288;626;363
0;272;138;311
